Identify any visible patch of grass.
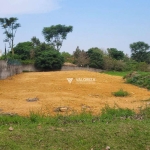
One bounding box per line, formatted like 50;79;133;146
104;71;150;77
112;89;130;97
0;107;150;150
103;71;130;77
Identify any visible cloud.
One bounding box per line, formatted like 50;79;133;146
0;0;61;16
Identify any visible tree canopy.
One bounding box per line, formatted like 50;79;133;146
73;46;89;66
61;52;73;63
42;24;73;51
31;36;40;48
13;42;34;60
87;47;104;69
130;41;150;62
107;48;124;60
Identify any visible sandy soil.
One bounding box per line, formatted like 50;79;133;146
0;71;150;116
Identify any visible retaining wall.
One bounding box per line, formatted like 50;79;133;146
0;61;102;79
0;60;22;79
61;65;102;72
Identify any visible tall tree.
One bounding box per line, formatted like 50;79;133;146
130;41;150;62
87;47;104;69
73;46;89;66
0;17;21;55
107;48;124;60
42;24;73;51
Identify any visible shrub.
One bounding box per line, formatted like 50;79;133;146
103;56;126;71
35;49;64;71
136;62;149;72
126;73;150;90
112;89;130;97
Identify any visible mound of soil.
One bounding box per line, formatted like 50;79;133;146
0;71;150;116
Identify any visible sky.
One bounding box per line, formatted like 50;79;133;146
0;0;150;56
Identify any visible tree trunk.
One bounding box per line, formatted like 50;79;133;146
11;40;14;55
11;24;14;55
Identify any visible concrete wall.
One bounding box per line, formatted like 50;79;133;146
22;64;38;72
21;64;102;72
0;60;22;79
61;65;102;72
0;62;102;79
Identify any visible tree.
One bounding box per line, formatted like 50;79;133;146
87;47;104;56
130;41;150;62
35;48;64;70
61;52;73;63
0;17;21;55
42;24;73;51
107;48;124;60
147;52;150;64
14;42;34;60
31;36;40;48
87;47;104;69
73;46;89;66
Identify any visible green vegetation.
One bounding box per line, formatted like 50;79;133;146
107;48;124;60
104;71;131;76
61;52;74;63
104;71;150;90
0;106;150;150
112;89;130;97
104;71;150;77
130;41;150;63
35;48;64;70
42;24;73;51
0;17;150;72
13;41;34;60
87;47;104;69
125;73;150;90
73;46;89;66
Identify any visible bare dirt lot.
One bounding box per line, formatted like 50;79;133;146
0;71;150;116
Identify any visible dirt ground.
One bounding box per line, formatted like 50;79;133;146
0;71;150;116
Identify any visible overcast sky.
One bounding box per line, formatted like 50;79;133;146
0;0;150;55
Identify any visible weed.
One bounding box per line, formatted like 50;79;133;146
112;89;130;97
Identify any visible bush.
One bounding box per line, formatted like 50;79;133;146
14;42;34;60
126;73;150;90
112;89;130;97
35;49;64;71
113;60;126;71
136;62;149;72
103;56;126;71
